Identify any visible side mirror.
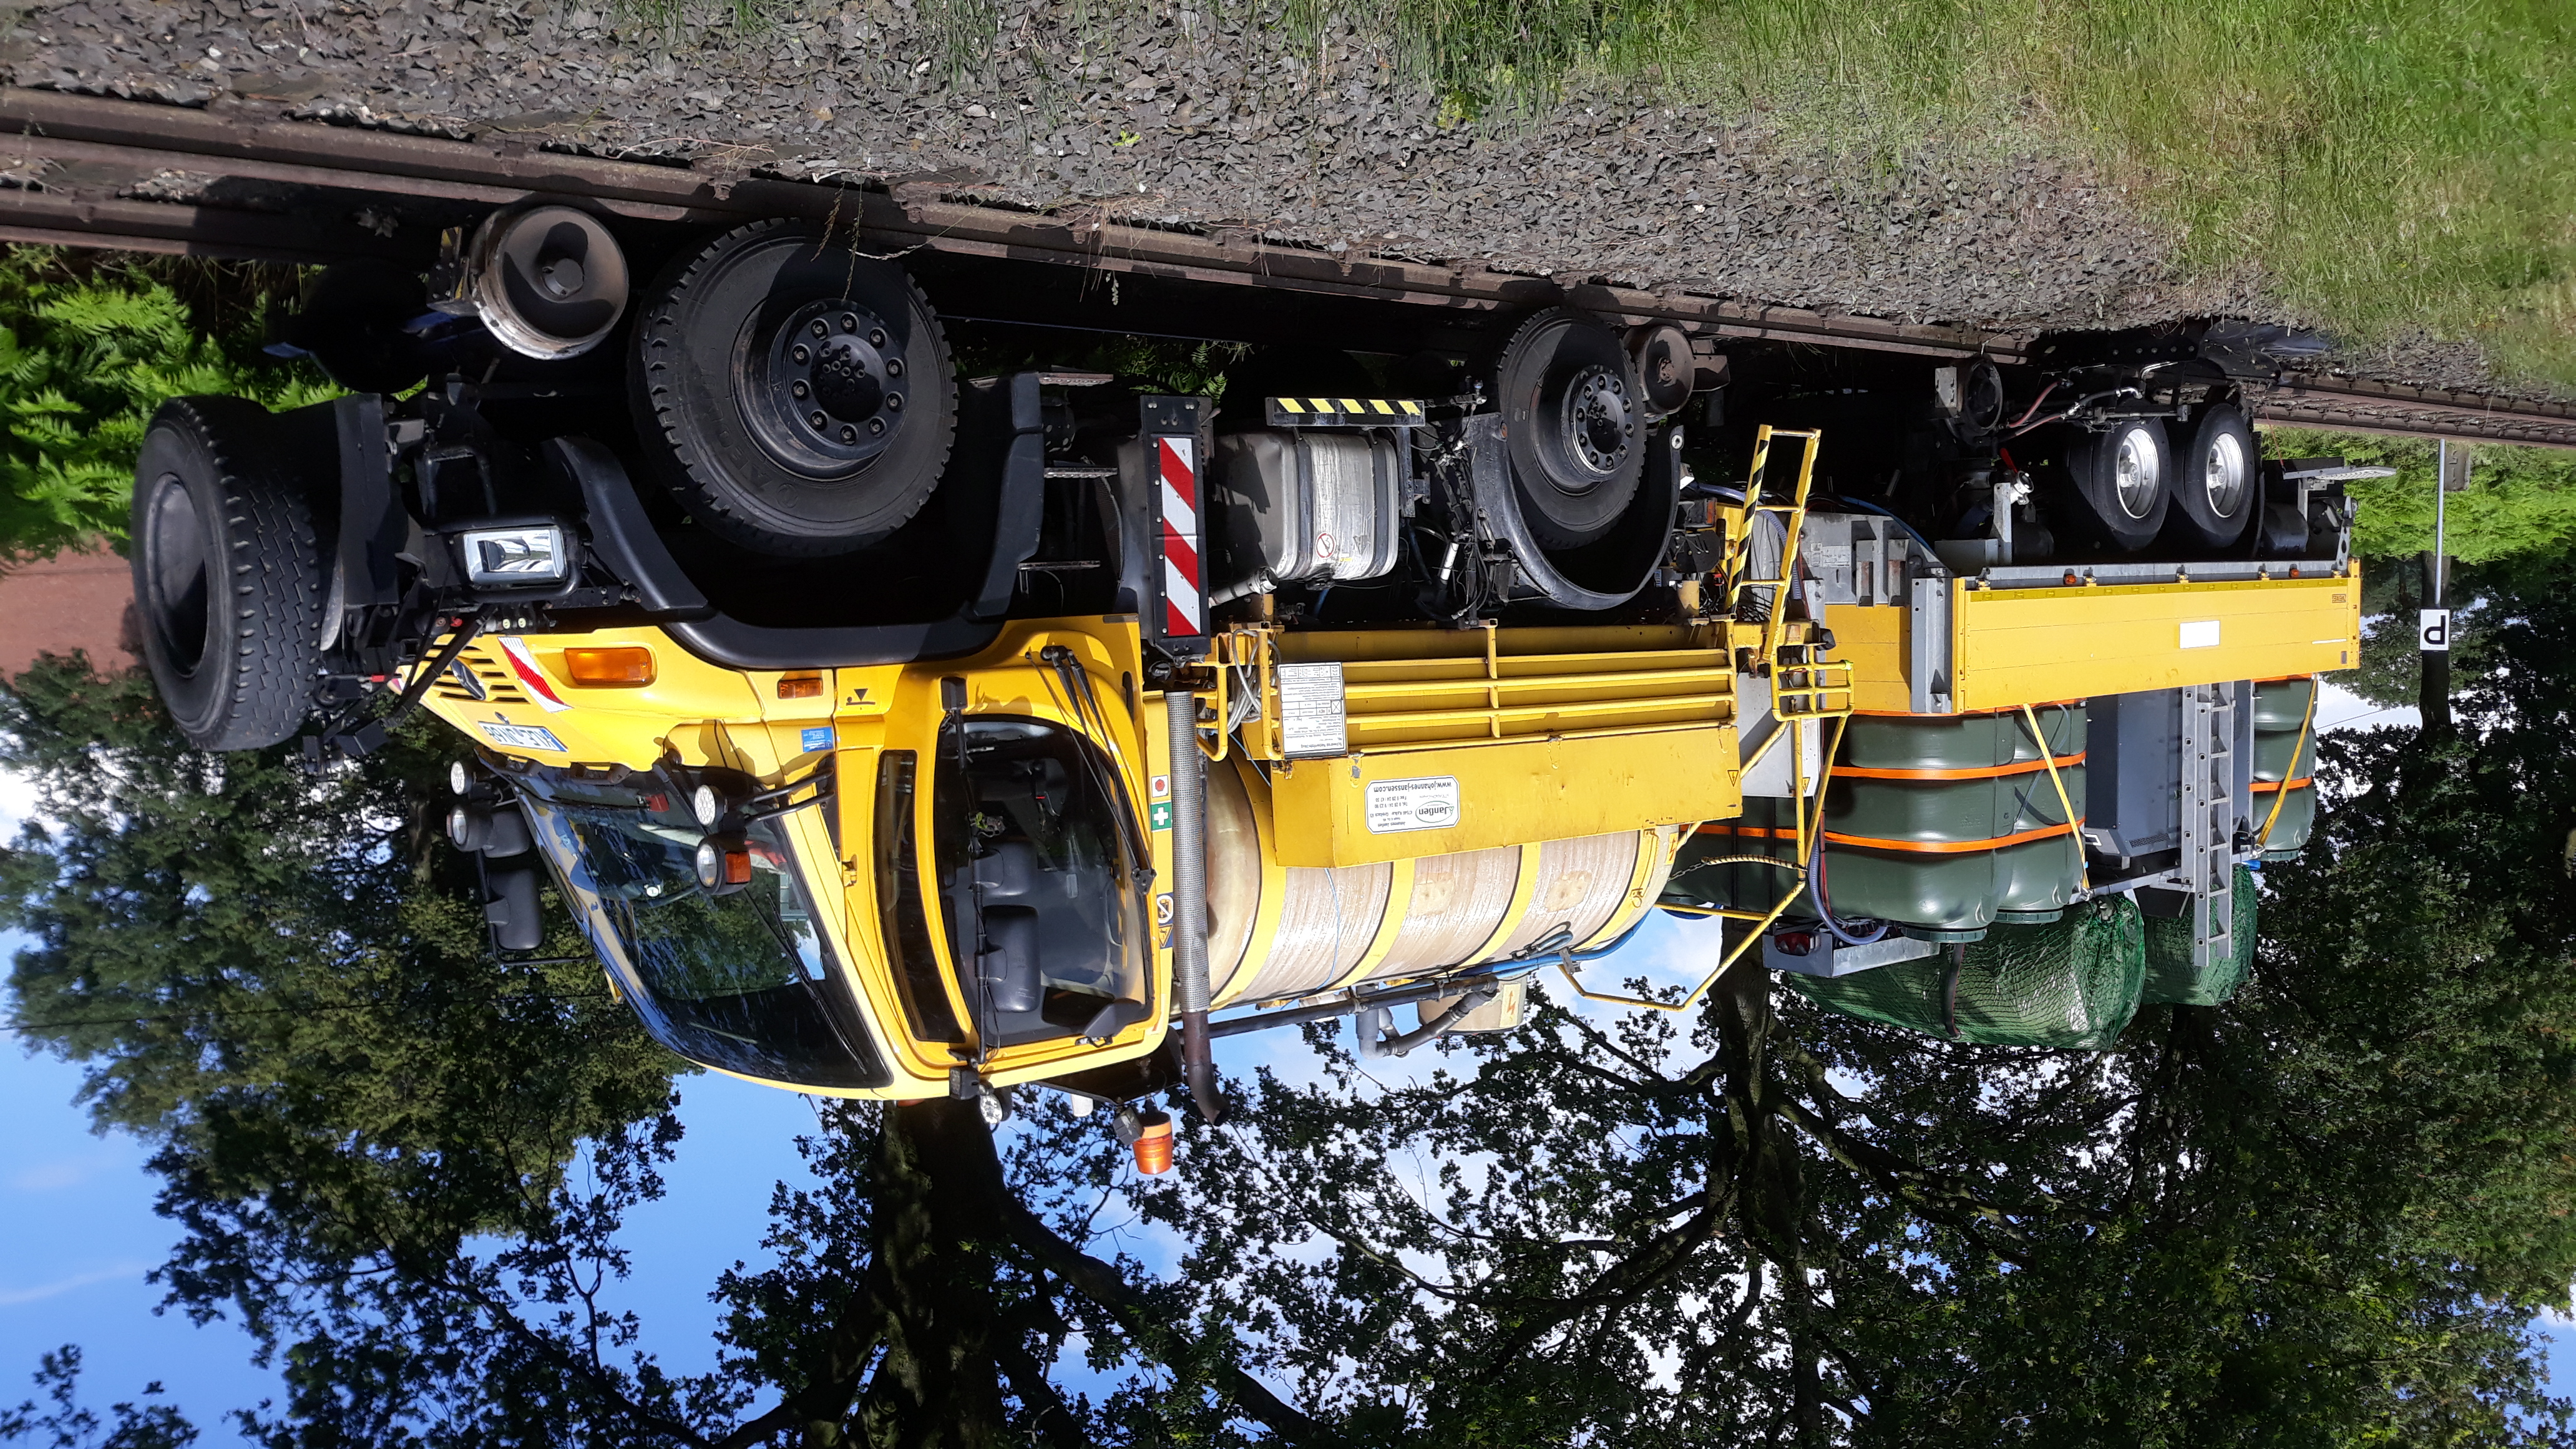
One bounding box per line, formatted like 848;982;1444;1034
484;864;543;952
978;905;1043;1013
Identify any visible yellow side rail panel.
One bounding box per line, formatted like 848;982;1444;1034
1268;726;1744;869
1951;571;2361;712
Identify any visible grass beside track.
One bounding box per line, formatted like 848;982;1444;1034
1287;0;2576;389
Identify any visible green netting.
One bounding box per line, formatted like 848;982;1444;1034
2141;864;2259;1006
1782;896;2146;1048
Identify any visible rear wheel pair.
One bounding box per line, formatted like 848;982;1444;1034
2059;403;2257;554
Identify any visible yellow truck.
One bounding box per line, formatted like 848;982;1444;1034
129;207;2364;1143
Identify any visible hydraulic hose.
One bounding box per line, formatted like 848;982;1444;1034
1164;689;1223;1125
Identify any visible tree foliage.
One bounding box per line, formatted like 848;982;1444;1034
0;1345;196;1449
0;250;331;561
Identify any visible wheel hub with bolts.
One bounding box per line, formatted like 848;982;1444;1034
2203;429;2248;518
2113;426;2162;519
1561;364;1636;478
751;298;908;469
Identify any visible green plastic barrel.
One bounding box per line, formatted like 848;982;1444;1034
1812;705;2086;935
1667;796;1812;917
2251;678;2318;856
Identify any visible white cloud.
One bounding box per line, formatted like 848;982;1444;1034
0;1261;150;1308
9;1147;122;1193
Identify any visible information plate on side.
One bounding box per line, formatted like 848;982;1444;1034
1364;776;1460;834
1276;661;1349;759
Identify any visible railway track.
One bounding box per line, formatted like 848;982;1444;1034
6;85;2572;449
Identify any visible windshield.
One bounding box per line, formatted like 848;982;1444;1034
516;766;889;1090
923;716;1150;1050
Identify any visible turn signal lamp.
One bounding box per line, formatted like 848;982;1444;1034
777;674;824;700
564;646;655;687
1131;1110;1174;1174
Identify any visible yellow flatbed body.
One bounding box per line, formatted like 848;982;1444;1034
1827;566;2361;715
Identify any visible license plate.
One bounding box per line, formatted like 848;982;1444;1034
477;720;567;754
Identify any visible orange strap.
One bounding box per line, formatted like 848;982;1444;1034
1833;751;2086;782
2248;776;2315;794
1695;824;1801;840
1822;818;2084;855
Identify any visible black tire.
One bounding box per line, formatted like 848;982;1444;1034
1495;308;1647;550
2165;403;2259;551
130;398;326;751
2056;417;2171;553
631;218;955;557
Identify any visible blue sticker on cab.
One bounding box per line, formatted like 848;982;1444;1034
800;726;834;754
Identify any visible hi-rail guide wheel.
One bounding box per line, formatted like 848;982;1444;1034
442;203;632;360
1627;323;1697;420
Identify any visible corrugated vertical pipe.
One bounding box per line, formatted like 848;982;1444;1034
1165;690;1223;1123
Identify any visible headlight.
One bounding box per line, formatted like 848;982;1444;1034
456;523;571;587
695;836;751;891
691;783;723;829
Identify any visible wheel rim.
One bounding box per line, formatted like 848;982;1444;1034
2203;429;2249;519
1550;363;1636;485
141;472;212;678
739;298;909;477
2112;427;2160;519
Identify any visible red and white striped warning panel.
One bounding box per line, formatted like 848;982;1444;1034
1158;433;1203;640
1139;394;1209;657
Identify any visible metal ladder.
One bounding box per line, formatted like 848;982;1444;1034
2176;683;2238;972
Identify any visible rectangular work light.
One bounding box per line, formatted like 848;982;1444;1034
456;523;572;587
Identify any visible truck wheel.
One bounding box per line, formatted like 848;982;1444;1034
131;398;326;751
2165;403;2258;551
2057;417;2170;553
1495;308;1647;549
631;219;955;557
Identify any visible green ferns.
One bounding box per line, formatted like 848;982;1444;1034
0;249;333;560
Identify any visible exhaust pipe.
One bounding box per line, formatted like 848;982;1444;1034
1163;689;1223;1125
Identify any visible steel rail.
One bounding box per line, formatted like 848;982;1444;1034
6;85;2572;448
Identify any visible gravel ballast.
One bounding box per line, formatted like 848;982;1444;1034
0;0;2530;394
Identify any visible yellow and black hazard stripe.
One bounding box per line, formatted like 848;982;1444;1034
1264;397;1428;428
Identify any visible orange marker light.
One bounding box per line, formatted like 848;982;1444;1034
564;646;655;687
777;675;824;700
1131;1111;1174;1174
